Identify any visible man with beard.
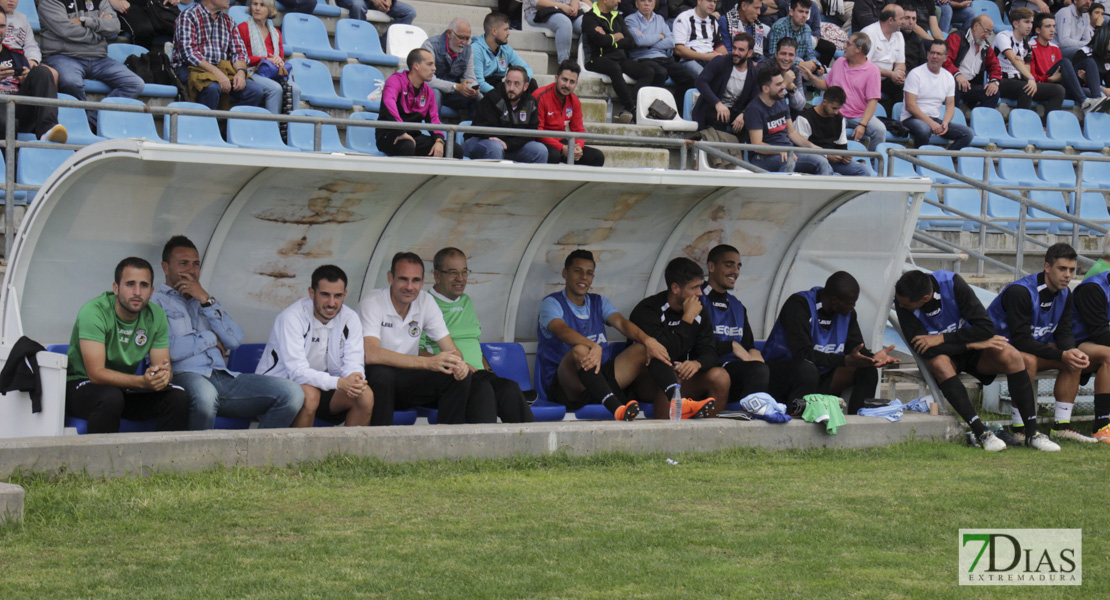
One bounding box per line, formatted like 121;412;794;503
700;245;770;405
464;66;548;162
534;61;606;165
691;33;758;132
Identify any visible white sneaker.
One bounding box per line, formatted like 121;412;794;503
978;431;1007;452
40;124;67;144
1010;428;1026;444
1026;432;1061;452
1082;97;1104;113
1050;427;1099;443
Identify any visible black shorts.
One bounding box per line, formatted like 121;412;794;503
949;349;997;386
546;357;619;411
314;389;348;424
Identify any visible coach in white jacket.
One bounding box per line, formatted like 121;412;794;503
257;265;374;427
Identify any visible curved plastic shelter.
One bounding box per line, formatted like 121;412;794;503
0;141;931;437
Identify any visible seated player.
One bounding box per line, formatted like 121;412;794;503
763;271;899;414
1065;263;1110;444
894;270;1059;451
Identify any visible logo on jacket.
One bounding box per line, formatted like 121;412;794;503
408;321;420;337
565;106;573;119
135;330;148;347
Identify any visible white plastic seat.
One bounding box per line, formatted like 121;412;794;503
636;87;698;131
577;39;634;84
386;24;429;60
698;148;750;173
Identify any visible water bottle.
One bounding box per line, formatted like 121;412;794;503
670;386;683;421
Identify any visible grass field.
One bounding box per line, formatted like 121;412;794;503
1;440;1105;599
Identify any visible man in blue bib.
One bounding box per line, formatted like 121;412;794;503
763;271;898;414
988;243;1098;443
699;245;770;405
535;250;687;420
895;270;1059;452
1066;258;1110;444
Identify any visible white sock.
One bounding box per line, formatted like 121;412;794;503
1055;402;1074;425
1011;405;1023;427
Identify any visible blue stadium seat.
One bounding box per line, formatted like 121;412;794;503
956;148;1002;185
339;63;384;111
287;108;356;152
56;93;107;145
943;188;992;232
227;105;300;151
876;142;917;177
1037;151;1077;186
971;107;1029;148
213;416;253;429
986;190;1051;232
17;148;74;204
289;58;355;109
482;342;565;422
104;44;180;98
1046;111;1103;151
18;0;38;33
228;343;267;373
1083;112;1110;144
98;97;165;141
1008;108;1066;150
918;190;963;230
334;19;400;67
1075;192;1110;233
970;0;1011;31
455;120;471;158
844;140;874;175
997;149;1049;187
283;14;348;61
1028;190;1072;234
887;102;910;143
309;0;343;17
228;5;250;24
1080;153;1110;190
915;145;959;184
164;101;237;147
345;112;386;155
0;152;27;203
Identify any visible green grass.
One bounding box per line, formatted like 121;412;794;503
1;441;1106;599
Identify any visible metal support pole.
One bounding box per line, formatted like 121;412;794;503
4;100;15;258
313;122;322;152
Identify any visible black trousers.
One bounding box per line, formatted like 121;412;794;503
376;130;443;157
0;66;60;138
586;55;654;109
365;365;495;425
998;78;1066;115
545;144;605;166
767;357;878;414
65;379;190;434
723;359;771;403
638;56;697;90
472;369;534;423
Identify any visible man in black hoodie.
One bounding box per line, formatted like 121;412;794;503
583;0;655;121
462;65;548;162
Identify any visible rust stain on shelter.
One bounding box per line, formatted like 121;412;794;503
275;236;333;259
254;185;370;225
556;193;650;245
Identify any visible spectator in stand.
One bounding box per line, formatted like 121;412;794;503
1010;0;1052;16
809;32;887;150
901;39;975;149
943;15;1001;109
524;0;587;64
334;0;415;27
376;48;446;157
692;32;757;132
767;0;824;75
2;0;48;74
937;0;975;36
1030;12;1110;112
464;65;548;162
626;0;696;89
900;0;943;41
423;18;481;114
852;0;881;32
1057;0;1095;59
673;0;726;78
745;66;834;174
473;11;535;94
38;0;145;124
582;0;655;122
0;7;67;142
116;0;189;50
172;0;264;111
761;37;807;114
1092;25;1110;87
795;85;875;175
535;61;606;165
236;0;301;115
994;8;1067;115
1092;3;1105;28
900;6;928;71
861;4;906;109
719;0;769;62
274;0;316;14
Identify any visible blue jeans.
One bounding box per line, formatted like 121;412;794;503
527;12;582;64
45;54;144;127
937;4;975;33
953;83;1001;110
843;116;887;151
254;75;301;114
335;0;415;23
464;137;548;163
678;59;705;79
175;66;266;110
749;150;834;175
1047;57;1103;102
832;159;874;176
174;370;304;430
903;117;974;150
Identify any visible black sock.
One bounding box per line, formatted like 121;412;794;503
939;376;987;436
1006;372;1039;435
1094;393;1110;432
846;367;878;415
645;358;679;397
577;368;627;413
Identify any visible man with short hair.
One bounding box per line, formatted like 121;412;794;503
152;236;303;431
1029;12;1110;112
744;67;833;174
763;270;899;414
582;0;655;121
536;249;690;421
898;7;926;72
894;269;1059;452
377;48;446;157
420;248;534;423
1070;263;1110;444
422;17;481;113
899;0;942;42
0;7;67;142
700;245;771;405
673;0;726;78
361;252;496;426
472;11;535;94
718;0;770;62
766;0;823;74
988;243;1100;443
692;32;758;132
1056;0;1095;59
534;60;606;166
901;39;975;149
38;0;144;124
626;0;697;88
64;257;190;434
994;8;1067;115
759;37;808;114
860;4;906;109
810;32;886;150
257;265;374;427
465;65;548;162
943;14;1001;110
172;0;264;111
794;85;875;175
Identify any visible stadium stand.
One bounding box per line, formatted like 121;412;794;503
334;19;400;67
344;112;387;155
97;97;166;142
339;63;386;111
163;101;238;148
385;23;428;60
287;108;357;152
288;58;356;109
1046;111;1103;152
283;14;350;61
970;107;1029;149
226;105;301;151
1008;109;1066;151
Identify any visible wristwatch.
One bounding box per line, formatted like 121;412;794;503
201;297;216;308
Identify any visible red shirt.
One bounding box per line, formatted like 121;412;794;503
235;22;285;67
533;83;585;151
1028;38;1062;83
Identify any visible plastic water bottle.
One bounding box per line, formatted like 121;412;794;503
670;386;683;421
